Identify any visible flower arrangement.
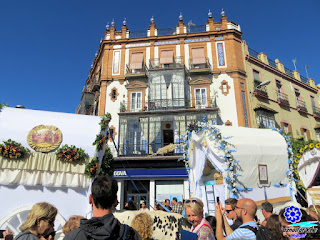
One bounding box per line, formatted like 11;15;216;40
93;133;106;151
85;157;100;178
187;122;199;133
0;139;28;159
85;146;114;178
181;116;251;197
56;144;87;162
99;113;112;131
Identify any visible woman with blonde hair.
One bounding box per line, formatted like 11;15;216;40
184;198;215;239
131;213;153;240
14;202;57;240
62;215;85;235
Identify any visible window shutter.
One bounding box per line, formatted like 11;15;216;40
160;50;174;64
307;130;311;140
253;70;261;82
192;48;206;64
130;53;144;70
288;124;292;134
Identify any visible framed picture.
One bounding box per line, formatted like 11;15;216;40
258;164;268;184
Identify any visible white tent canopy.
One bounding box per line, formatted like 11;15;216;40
0;107;102;224
187;125;294;214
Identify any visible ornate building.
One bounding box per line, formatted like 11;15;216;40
77;11;318;208
243;44;319;141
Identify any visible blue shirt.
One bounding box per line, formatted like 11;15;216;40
226;221;257;240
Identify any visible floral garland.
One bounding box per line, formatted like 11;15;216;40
0;139;29;159
86;112;114;178
85;146;114;178
85;157;100;178
269;128;298;188
181;117;252;197
56;144;87;163
93;133;106;152
99;113;112;131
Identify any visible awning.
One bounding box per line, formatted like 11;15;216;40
160;50;173;64
254;104;278;113
113;168;188;179
192;48;206;64
130;52;144;70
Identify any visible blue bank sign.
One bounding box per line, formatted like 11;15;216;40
112;168;188;179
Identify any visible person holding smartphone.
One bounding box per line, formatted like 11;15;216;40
0;229;13;240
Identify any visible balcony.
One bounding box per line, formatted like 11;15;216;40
125;63;148;78
119;142;184;157
276;91;289;106
313;106;320;119
90;74;100;92
296;98;308;114
149;57;184;70
253;86;268;99
119;98;217;113
188;58;211;74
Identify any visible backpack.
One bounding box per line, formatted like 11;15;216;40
240;225;276;240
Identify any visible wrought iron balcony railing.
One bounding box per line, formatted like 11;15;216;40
189;58;211;72
296;98;308;113
313;106;320;118
276;91;289;106
253;86;268;99
187;25;207;33
118;142;184;156
119;98;217;113
149;57;184;70
125;63;148;76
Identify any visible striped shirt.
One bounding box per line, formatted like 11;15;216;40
226;221;257;240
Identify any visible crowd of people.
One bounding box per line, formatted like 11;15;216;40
2;176;320;240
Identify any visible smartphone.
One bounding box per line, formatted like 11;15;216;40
216;197;220;204
0;230;5;239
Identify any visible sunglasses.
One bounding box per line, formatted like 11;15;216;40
185;199;200;204
225;209;233;213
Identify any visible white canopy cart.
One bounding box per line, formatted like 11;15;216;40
186;125;295;216
0;107;103;239
297;146;320;205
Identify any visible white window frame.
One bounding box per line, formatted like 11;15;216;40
131;92;142;112
195;88;207;108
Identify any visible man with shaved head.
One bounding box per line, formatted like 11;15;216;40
215;198;258;240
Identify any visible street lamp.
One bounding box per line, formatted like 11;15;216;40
255;80;271;90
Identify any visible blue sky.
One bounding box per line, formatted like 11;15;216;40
1;0;319;113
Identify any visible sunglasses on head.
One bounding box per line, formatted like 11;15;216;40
185;199;199;204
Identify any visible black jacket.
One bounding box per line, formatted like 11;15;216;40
63;213;141;240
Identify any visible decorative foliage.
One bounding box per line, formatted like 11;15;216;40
85;146;114;178
182;116;251;197
0;103;9;110
99;113;112;131
0;139;28;159
93;133;106;152
56;144;87;162
85;157;100;178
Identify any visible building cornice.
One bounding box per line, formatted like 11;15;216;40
246;55;317;93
